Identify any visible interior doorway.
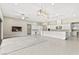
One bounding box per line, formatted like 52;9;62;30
43;25;47;31
27;24;31;35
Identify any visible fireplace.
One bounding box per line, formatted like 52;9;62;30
12;26;22;32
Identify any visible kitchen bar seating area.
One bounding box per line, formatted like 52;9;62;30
0;3;79;55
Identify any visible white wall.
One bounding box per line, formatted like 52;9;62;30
3;17;27;38
62;18;79;24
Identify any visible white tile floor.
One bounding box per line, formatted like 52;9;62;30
0;35;79;55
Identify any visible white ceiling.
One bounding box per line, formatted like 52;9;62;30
0;3;79;22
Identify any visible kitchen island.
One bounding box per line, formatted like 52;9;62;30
41;31;68;40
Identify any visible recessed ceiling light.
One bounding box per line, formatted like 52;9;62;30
22;16;25;19
21;14;25;19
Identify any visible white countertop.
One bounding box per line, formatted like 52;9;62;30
41;31;67;40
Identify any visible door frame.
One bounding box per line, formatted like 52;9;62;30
27;24;32;35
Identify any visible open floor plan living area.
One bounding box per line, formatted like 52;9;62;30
0;3;79;55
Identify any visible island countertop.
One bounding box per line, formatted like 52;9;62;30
41;31;68;40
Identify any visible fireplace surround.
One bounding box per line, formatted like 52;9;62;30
12;26;22;32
